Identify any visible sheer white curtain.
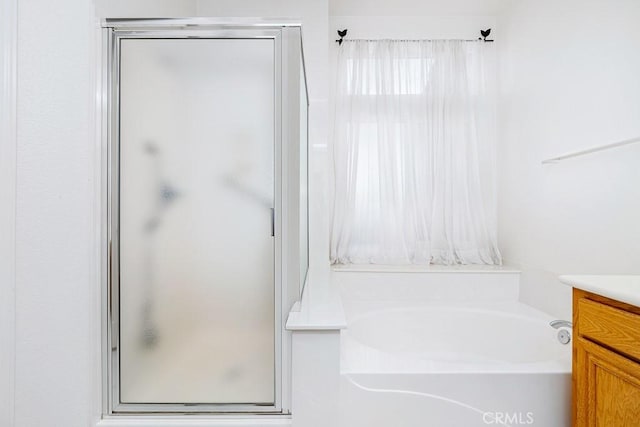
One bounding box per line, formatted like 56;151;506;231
330;40;502;265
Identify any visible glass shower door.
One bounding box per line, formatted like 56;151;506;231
117;38;275;405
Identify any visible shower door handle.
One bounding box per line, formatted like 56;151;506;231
270;207;275;237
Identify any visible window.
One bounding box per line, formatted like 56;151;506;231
331;40;501;265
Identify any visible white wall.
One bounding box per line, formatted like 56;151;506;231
329;0;505;17
14;0;97;426
497;0;640;319
94;0;196;17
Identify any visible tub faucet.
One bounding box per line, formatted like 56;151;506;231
550;320;572;345
550;320;572;329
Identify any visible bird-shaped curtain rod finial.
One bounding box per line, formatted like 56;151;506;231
480;28;494;42
336;29;347;45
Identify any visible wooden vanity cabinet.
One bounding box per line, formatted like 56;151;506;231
573;289;640;426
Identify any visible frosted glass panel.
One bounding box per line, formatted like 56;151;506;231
118;39;275;404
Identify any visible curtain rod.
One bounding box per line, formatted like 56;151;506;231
340;39;494;43
335;28;494;45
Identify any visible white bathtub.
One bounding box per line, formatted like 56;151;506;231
336;269;572;427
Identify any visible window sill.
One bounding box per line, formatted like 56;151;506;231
331;264;520;274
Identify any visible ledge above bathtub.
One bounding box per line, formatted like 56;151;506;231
560;275;640;307
286;276;346;331
286;302;346;331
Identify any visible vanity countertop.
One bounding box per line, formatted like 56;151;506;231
560;275;640;307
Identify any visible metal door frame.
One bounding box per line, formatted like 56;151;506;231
101;19;299;415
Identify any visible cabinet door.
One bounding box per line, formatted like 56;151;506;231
575;337;640;426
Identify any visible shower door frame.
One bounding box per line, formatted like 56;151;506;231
101;20;298;415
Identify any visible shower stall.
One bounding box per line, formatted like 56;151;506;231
102;19;309;414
